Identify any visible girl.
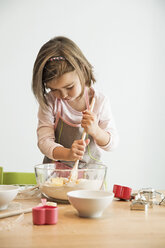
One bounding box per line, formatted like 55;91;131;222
32;36;118;168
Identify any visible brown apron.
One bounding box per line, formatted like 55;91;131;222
43;90;101;168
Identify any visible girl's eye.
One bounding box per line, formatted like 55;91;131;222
67;86;74;90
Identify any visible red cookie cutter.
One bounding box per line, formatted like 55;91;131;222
113;184;132;200
32;205;58;225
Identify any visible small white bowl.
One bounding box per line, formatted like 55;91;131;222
0;185;19;210
67;190;114;218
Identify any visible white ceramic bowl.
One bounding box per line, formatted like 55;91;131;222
67;190;114;218
0;185;20;210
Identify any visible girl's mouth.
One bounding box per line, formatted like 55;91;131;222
63;97;71;101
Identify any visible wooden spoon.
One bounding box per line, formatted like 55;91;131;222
69;97;95;182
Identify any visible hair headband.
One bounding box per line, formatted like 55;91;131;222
48;56;65;61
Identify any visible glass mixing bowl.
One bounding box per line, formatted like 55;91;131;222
34;162;107;203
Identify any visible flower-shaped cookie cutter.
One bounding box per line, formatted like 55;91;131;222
32;199;58;225
113;184;132;200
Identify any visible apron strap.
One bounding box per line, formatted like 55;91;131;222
54;99;61;130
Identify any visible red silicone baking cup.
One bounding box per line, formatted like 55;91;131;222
32;205;58;225
113;184;132;200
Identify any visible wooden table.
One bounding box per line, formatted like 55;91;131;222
0;194;165;248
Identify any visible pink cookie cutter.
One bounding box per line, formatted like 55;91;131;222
113;184;132;200
32;205;58;225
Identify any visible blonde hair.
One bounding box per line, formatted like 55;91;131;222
32;36;96;109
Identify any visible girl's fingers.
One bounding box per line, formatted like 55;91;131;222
72;148;84;160
75;139;90;148
72;141;85;153
83;114;94;120
82;110;93;117
75;140;86;146
82;115;95;124
74;145;85;152
75;149;84;156
82;110;91;115
81;120;93;125
85;139;90;146
71;139;90;159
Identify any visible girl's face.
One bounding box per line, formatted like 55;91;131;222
46;70;83;101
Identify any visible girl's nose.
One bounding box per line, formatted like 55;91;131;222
60;90;67;99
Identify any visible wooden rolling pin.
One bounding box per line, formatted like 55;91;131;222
0;208;32;219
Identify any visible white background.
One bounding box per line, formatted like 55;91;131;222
0;0;165;190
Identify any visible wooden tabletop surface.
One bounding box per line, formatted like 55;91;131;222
0;194;165;248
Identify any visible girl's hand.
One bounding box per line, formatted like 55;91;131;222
81;110;98;137
68;139;90;161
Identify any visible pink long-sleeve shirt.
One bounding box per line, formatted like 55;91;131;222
37;88;119;160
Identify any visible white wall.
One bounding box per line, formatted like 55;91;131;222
0;0;165;190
